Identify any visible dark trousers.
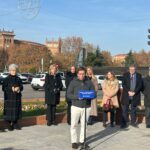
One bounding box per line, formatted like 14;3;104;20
7;120;18;125
121;102;137;126
145;107;150;126
103;109;115;124
67;102;72;124
46;105;56;123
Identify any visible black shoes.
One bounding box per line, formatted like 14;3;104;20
52;121;58;126
72;143;78;149
131;123;139;128
103;123;115;128
87;117;93;126
47;121;58;126
47;122;52;126
110;123;114;127
8;123;21;131
103;122;107;128
13;123;21;130
0;129;6;132
72;143;90;149
67;121;71;125
87;122;93;126
8;125;14;131
79;142;90;149
146;125;150;128
120;124;128;129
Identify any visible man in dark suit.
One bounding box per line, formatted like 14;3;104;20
121;65;143;128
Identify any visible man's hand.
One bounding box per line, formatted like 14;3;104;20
128;91;133;96
79;98;84;100
130;92;135;96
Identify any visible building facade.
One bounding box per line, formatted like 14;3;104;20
112;54;127;65
0;29;15;50
45;38;62;55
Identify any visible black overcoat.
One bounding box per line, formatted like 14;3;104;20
65;72;76;103
2;75;23;121
143;76;150;107
45;74;63;105
121;72;143;106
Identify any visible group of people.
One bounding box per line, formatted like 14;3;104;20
45;64;150;149
1;63;150;149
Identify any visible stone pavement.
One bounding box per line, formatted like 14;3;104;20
0;123;150;150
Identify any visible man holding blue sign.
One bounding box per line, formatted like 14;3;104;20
67;67;95;149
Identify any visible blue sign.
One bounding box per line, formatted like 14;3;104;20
79;90;95;99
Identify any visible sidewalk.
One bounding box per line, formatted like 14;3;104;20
0;123;150;150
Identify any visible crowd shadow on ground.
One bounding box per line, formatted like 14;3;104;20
86;122;129;150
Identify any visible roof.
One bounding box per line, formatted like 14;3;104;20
14;39;45;47
113;54;127;57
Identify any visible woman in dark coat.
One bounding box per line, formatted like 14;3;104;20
45;64;63;126
2;64;23;131
143;72;150;128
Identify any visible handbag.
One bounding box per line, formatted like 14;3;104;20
102;99;114;112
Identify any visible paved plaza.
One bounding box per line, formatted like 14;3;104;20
0;122;150;150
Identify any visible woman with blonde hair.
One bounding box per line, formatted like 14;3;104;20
86;66;99;125
45;64;63;126
102;71;119;127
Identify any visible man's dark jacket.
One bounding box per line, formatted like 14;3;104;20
143;76;150;107
121;72;143;106
65;72;76;103
67;77;95;108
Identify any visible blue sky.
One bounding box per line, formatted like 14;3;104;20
0;0;150;55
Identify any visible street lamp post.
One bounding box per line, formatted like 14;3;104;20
41;58;44;73
148;29;150;45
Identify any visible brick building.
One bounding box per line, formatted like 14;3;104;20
112;54;127;65
0;29;15;50
45;38;62;55
0;29;45;50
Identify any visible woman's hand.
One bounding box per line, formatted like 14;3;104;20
13;87;20;93
12;86;15;92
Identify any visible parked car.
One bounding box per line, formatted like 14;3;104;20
116;75;123;88
31;74;46;90
31;73;66;91
61;76;66;91
0;72;9;78
17;74;28;84
0;72;28;84
57;71;65;78
95;75;105;90
21;73;35;83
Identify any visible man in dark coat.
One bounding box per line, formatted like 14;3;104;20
65;66;76;125
2;64;23;131
143;71;150;128
45;64;63;126
121;65;143;128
